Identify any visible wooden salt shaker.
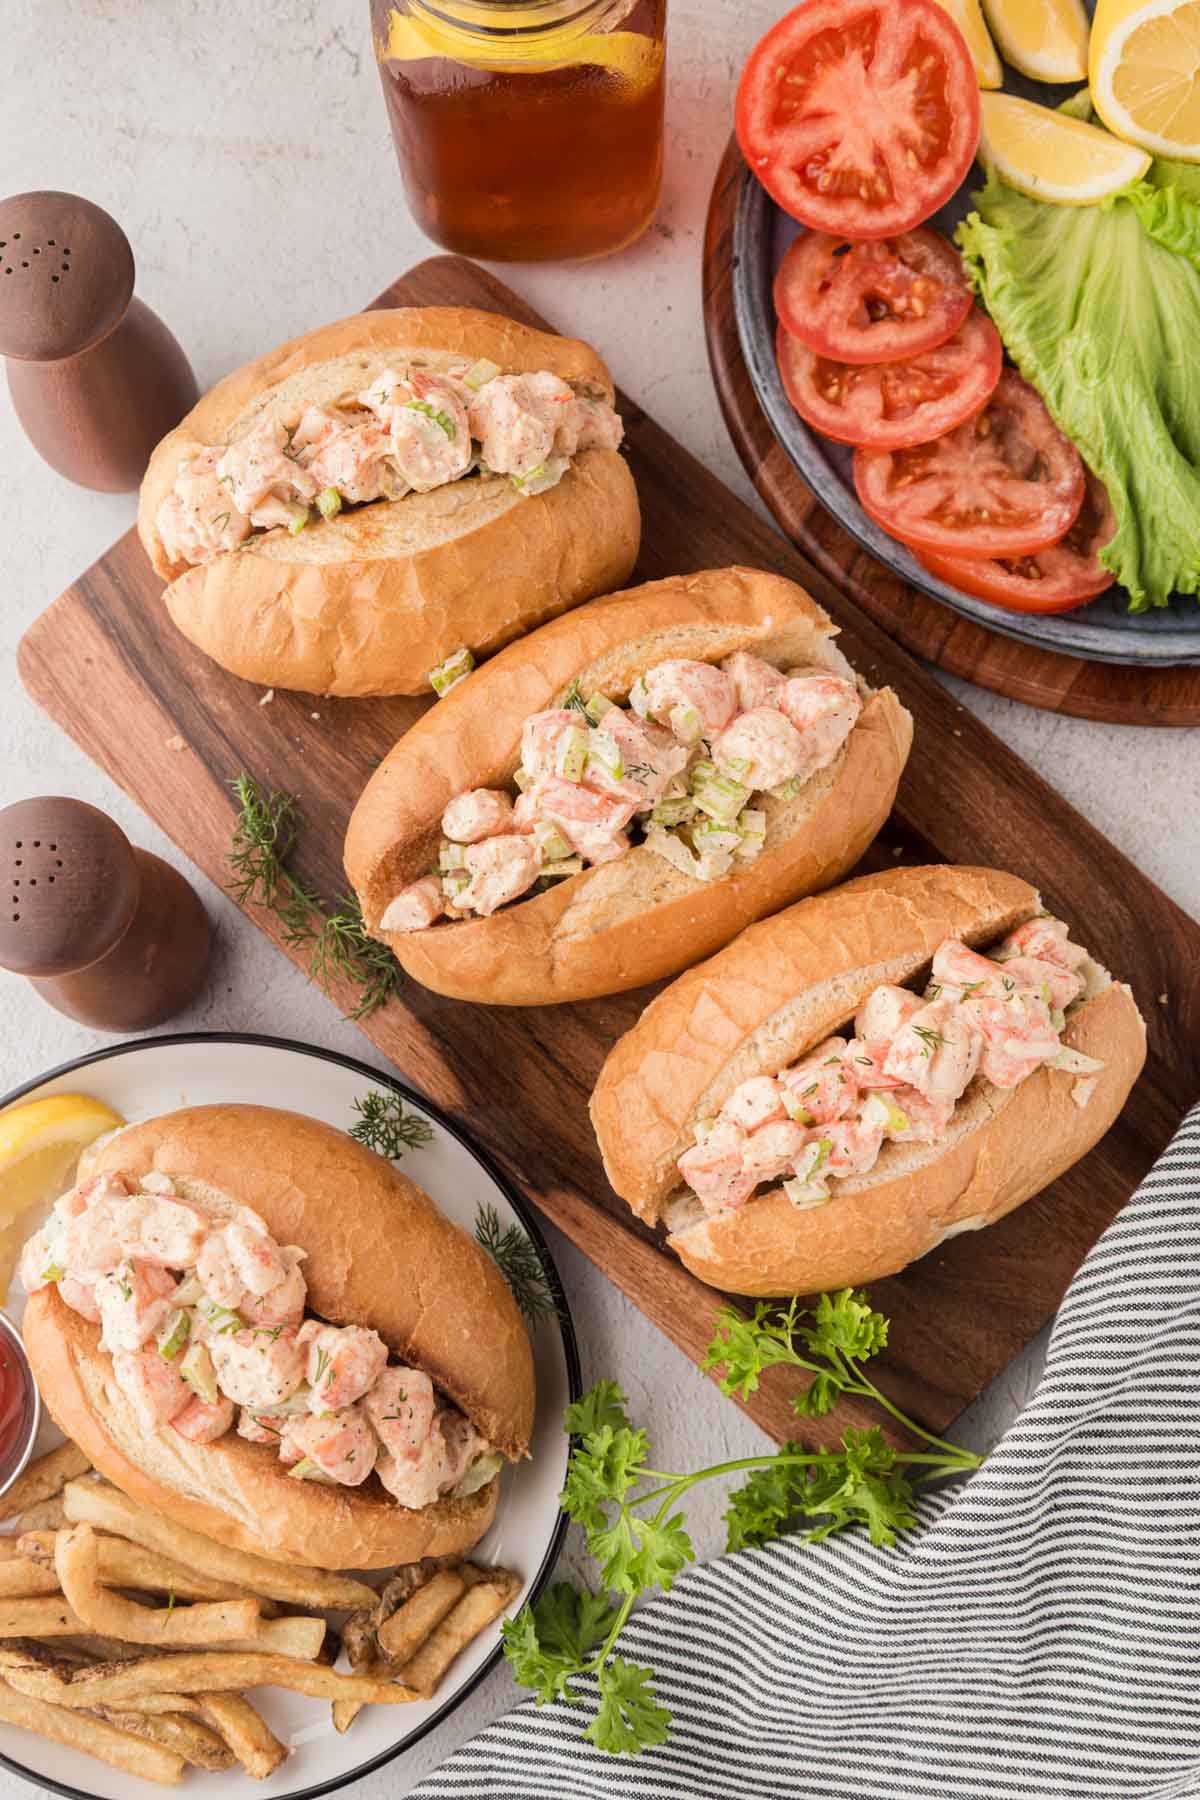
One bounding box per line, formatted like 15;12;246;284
0;191;199;492
0;799;212;1032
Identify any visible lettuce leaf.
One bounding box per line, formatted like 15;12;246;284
957;169;1200;609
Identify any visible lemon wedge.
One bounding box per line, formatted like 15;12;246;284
978;90;1153;200
0;1092;125;1233
934;0;1005;85
982;0;1091;78
1091;0;1200;159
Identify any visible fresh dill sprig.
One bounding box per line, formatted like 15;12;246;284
475;1202;559;1326
227;772;402;1020
349;1089;435;1160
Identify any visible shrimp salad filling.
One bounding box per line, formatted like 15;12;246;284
676;918;1107;1220
155;358;624;567
20;1176;500;1507
380;652;863;932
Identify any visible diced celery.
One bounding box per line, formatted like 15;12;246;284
534;820;573;864
316;487;342;520
453;1451;504;1497
693;1117;715;1142
513;767;531;791
439;841;468;872
429;646;475;698
288;1458;335;1484
693;819;741;857
463;357;502;391
554;725;589;783
780;1092;815;1126
769;776;801;803
156;1309;191;1363
40;1262;65;1284
668;702;704;745
180;1342;218;1405
692;771;750;825
628;677;651;719
651;796;696;829
288;504;311;535
541;858;585;880
782;1176;829;1210
584;692;615;724
586;729;623;779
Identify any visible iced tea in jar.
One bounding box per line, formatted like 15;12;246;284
371;0;667;261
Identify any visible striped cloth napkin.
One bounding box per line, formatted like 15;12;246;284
410;1104;1200;1800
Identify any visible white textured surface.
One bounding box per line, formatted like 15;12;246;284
0;2;1196;1792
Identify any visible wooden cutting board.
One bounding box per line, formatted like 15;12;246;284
19;255;1200;1452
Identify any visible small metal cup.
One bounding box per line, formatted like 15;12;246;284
0;1312;41;1501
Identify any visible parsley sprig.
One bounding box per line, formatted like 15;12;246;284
474;1203;559;1326
227;773;401;1019
503;1290;981;1755
349;1089;435;1160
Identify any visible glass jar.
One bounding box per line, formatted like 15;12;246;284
370;0;667;262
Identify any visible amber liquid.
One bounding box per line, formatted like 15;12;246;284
376;4;666;261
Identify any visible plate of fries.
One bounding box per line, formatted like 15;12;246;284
0;1034;580;1797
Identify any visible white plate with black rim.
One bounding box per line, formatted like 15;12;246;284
0;1033;579;1800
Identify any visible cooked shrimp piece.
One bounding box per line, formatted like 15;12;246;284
885;1085;956;1144
305;420;399;505
587;712;690;809
240;1251;306;1329
777;1039;858;1125
856;984;924;1043
930;940;1009;1004
641;660;738;740
841;1037;905;1090
113;1348;192;1432
779;674;861;769
712;708;811;791
379;876;445;934
208;1326;307;1410
172;1393;236;1444
57;1272;101;1323
534;779;636;864
56;1182;128;1278
196;1230;249;1311
719;1075;786;1133
822;1116;886;1179
363;1367;436;1462
216;417;315;518
468;371;576;479
883;1000;981;1105
561;393;624;456
722;651;786;714
301;1322;389;1413
678;1120;757;1214
994;955;1083;1012
460;834;543;914
519;710;580;780
996;916;1088;973
221;1209;293;1298
156;450;252;564
740;1119;810;1183
113;1195;210;1268
95;1260;177;1354
963;992;1062;1089
285;1406;378;1486
442;788;515;844
237;1410;290;1447
437;1410;491;1490
18;1229;57;1296
387;372;473;491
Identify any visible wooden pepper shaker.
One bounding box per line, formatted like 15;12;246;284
0;191;199;492
0;798;212;1032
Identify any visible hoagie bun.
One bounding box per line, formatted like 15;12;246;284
590;866;1146;1295
138;308;640;697
23;1105;535;1568
344;567;913;1005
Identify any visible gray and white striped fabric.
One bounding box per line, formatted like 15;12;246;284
411;1104;1200;1800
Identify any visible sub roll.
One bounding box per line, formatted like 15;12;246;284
138;307;641;696
590;866;1146;1295
20;1105;535;1569
343;566;913;1006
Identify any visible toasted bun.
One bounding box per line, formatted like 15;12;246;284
24;1104;535;1568
137;308;641;697
344;567;913;1006
590;866;1147;1296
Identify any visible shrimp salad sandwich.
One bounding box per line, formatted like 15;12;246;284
591;865;1146;1296
344;566;913;1005
19;1105;534;1568
137;307;640;697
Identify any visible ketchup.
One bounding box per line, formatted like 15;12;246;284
0;1342;31;1464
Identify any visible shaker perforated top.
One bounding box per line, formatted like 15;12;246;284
0;798;139;978
0;191;135;361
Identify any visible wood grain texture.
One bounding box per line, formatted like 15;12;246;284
703;135;1200;728
19;254;1200;1452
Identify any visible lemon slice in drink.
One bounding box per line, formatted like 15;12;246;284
934;0;1005;85
0;1094;125;1298
978;90;1152;200
982;0;1091;79
1091;0;1200;159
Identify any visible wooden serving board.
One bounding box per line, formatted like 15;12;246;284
703;138;1200;727
19;255;1200;1452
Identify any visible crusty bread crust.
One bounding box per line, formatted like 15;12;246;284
136;307;640;697
24;1104;535;1567
589;866;1147;1297
343;567;913;1006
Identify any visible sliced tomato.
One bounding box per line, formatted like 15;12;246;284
774;228;973;365
853;370;1086;560
736;0;981;239
914;472;1117;613
777;308;1002;452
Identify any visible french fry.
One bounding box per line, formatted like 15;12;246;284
0;1647;198;1714
0;1536;24;1560
0;1596;86;1637
19;1529;271;1604
199;1616;326;1661
333;1556;457;1732
199;1692;288;1779
56;1525;262;1646
0;1676;183;1784
10;1497;68;1534
0;1558;61;1598
397;1569;521;1699
95;1704;236;1770
0;1446;90;1524
377;1570;467;1666
0;1648;417;1706
63;1480;376;1608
